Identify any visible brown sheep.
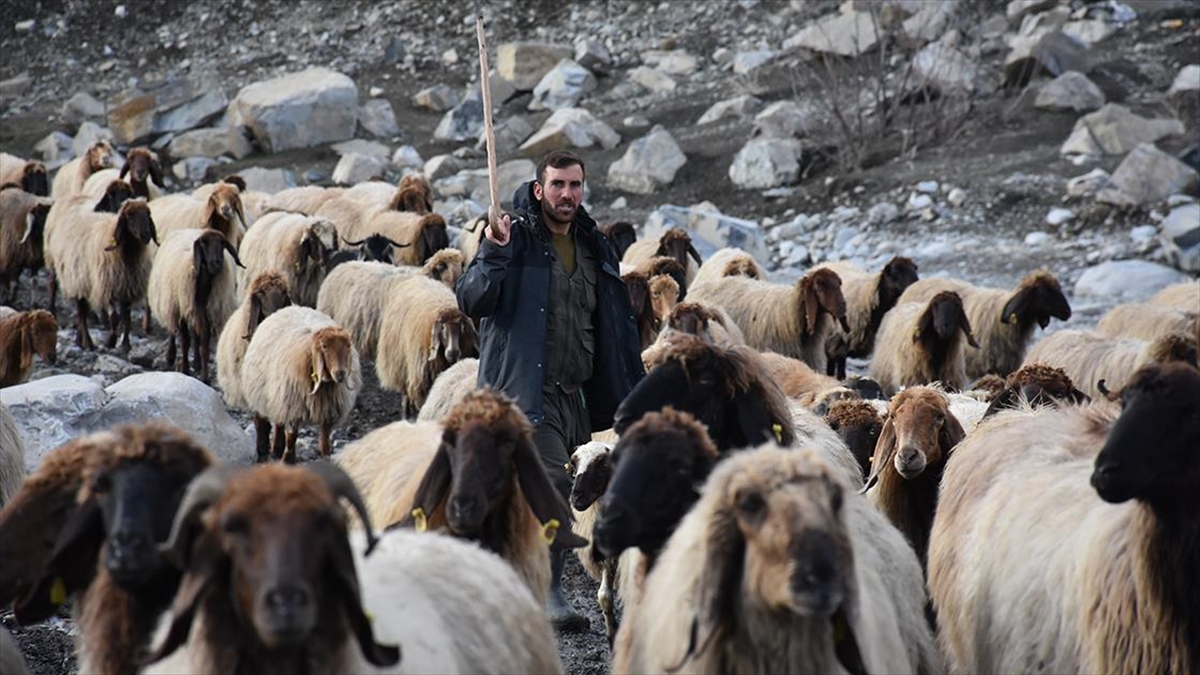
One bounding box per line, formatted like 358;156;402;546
393;173;434;214
0;187;53;305
870;290;980;395
621;227;703;285
621;271;657;349
689;267;851;373
899;270;1071;378
981;363;1091;419
598;221;637;259
824;398;886;478
0;309;58;386
816;257;920;379
0;154;48;196
51;141;116;199
757;350;841;401
633;255;689;299
648;274;681;329
118;147;165;200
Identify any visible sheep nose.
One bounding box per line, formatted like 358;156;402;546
895;447;926;478
111;529;147;553
333;369;346;383
449;495;479;523
266;586;310;612
221;205;233;219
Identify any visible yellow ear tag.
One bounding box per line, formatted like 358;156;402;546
311;371;320;384
541;518;561;545
50;577;67;605
108;238;117;248
411;508;427;533
772;423;784;443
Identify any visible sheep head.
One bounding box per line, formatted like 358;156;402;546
878;256;919;311
401;389;586;548
244;272;292;340
649;274;681;328
666;302;715;342
19;200;52;249
824;399;884;478
799;268;850;336
20;310;58;369
428;307;477;366
643;256;687;299
299;219;338;272
193;230;243;283
1092;362;1200;507
1001;270;1070;330
914;291;978;351
594;408;718;561
678;447;866;673
656;227;702;271
982;363;1090;419
342;233;410;265
119;148;165;191
416;214;449;265
1144;332;1198;369
86;141;116;171
567;442;613;512
206;183;247;237
107;200;157;252
94;179;135;213
615;336;796;451
151;463;398;667
864;387;964;490
422;249;464;288
21;161;49;197
309;327;355;395
392;174;433;214
724;256;762;279
622;271;650;317
220;174;248;192
599;221;637;259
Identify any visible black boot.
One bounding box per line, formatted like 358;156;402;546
547;547;588;632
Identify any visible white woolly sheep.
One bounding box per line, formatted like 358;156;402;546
689;267;851;373
0;186;53;305
690;246;766;287
80;148;165;201
457;215;487;265
375;275;478;417
1022;328;1197;398
928;362;1199;674
236;212;338;307
241;306;361;462
815;256;920;379
148;230;243;380
1148;281;1199;312
0;153;48;196
0;403;24;508
869;290;980;395
214;272;291;423
416;357;479;423
336;389;587;606
0;309;57;387
149;182;247;249
899;270;1071;378
612;443;941;675
358;211;450;267
261;185;344;215
45;199;157;351
1096;301;1199;344
50;140;116;199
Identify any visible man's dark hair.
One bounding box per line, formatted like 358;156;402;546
536;150;585;185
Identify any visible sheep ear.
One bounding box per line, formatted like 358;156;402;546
959;310;980;349
119;159;130;179
675;510;743;669
803;278;819;337
861;416;897;494
233;196;247;233
427;323;442;362
328;536;401;667
514;433;587;548
735;389;789;447
193;239;206;275
150;156;165;188
144;531;223;666
981;387;1017;420
1000;289;1029;326
15;500;103;624
687;242;703;265
399;438;453;529
832;605;870;675
244;294;265;339
939;411;966;459
20;322;35;374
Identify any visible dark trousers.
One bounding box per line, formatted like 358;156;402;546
531;386;591;503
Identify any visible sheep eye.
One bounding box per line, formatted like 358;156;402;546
91;474;111;494
736;492;764;515
221;513;249;535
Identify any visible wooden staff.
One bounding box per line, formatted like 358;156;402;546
476;13;501;230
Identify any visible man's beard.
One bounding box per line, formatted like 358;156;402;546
543;200;578;225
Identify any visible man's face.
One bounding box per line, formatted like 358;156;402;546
534;164;584;226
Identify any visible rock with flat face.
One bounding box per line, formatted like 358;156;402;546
1061;104;1184;158
784;11;881;57
1096;143;1198;206
1034;71;1105;112
496;42;573;90
606;126;687;195
227;68;358;153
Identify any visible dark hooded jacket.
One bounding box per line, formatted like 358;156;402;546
456;181;644;428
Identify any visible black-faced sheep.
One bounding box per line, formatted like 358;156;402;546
148;230;243;380
690;267;851;373
598;221;637;260
0;309;57;387
861;386;966;567
241;306;361;462
928;362;1199;674
0;153;48;196
361;212;450;267
612;443;941;675
236;212;338;307
621;227;703;285
0;424;213;675
42;180;136;316
336;389;587;605
376;275;478;417
1096;301;1200;344
45;199;157;351
0;187;53;305
1023;328;1198;398
824;399;885;478
328;232;410;268
50;140;116;199
817;256;920;379
143;462;401;674
981;362;1090;419
899;270;1071;378
870;290;980;395
0;403;24;508
1149;281;1200;312
622;271;657;349
691;246;766;287
566;440;624;641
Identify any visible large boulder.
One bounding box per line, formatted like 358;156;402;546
71;121;115;160
358;99;400;138
227;68;358;153
167;126;254;160
752;100;814;139
1004;30;1090;88
1034;71;1105;112
434;159;536;207
496;42;573;90
1073;260;1188;302
332;154;387;185
61;92;107;131
433;97;485;142
1160;203;1200;273
903;2;958;42
1;373;254;473
606;125;687;195
1168;64;1200;96
1061;104;1185;158
529;59;597;111
107;77;229;145
912;41;990;95
697;94;763;125
237;166;297;194
1061;19;1116;46
412;84;462;112
641;50;699;76
476;115;535;156
784;11;881;57
628;67;677;95
729;138;803;189
518;107;620;157
1096;143;1199;206
33;131;74;170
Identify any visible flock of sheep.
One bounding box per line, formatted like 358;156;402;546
0;141;1197;674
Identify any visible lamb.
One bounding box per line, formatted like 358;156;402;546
80;148;166;201
145;461;562;674
870;290;980;395
336;389;587;605
565;440;625;641
241;306;361;462
898;270;1071;378
147;230;243;380
148;182;247;249
0;153;48;196
927;362;1199;674
612;443;941;675
45;199;157;351
376;275;478;417
1096;301;1199;343
690;246;766;287
0;403;24;508
1023;328;1197;398
236;212;338;307
0;186;53;304
598;221;637;259
262;185;344;215
50;140;116;198
816;257;920;378
689;267;851;373
824;399;885;477
0;423;214;675
416;357;479;422
980;362;1090;419
0;309;57;387
1148;280;1199;312
214;272;292;444
621;227;703;285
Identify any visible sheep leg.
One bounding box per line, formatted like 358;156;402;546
141;303;152;336
75;298;95;350
47;271;58;317
253;414;271;462
165;332;177;370
271;423;286;460
197;331;211;383
599;563;618;646
178;326;191;375
119;303;133;353
282;424;299;464
319;424;332;458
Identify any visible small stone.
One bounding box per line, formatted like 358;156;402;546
304;169;327;183
1024;231;1051;245
1066;168;1110;198
908;193;933;210
424;154;463;180
947;187;967;206
917;180;939;193
14;19;34;33
1130;225;1157;244
442;48;459;66
628;66;677;94
610;196;628;210
172;157;217;183
868;202;900;225
413;84;462;112
1046;207;1074;225
332;154;386;185
623;115;651;129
